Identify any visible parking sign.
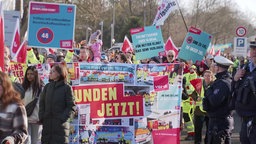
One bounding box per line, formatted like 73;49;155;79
234;37;247;57
236;38;245;47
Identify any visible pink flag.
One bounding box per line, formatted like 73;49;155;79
13;40;27;63
0;2;4;72
121;36;133;53
208;45;215;56
165;36;178;58
10;18;20;58
215;49;221;56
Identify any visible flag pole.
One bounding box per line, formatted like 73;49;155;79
176;0;188;32
0;2;4;72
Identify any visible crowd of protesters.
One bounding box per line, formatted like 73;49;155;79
1;28;256;144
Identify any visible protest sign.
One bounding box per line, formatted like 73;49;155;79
28;2;76;49
178;27;212;63
131;26;164;60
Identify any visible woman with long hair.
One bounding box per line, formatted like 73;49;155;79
0;72;28;144
39;63;76;144
22;66;44;144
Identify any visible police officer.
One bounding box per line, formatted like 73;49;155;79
233;41;256;144
203;55;234;144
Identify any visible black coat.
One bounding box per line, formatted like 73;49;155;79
203;70;232;118
39;80;76;144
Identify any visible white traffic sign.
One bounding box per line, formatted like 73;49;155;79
236;26;247;37
234;37;247;57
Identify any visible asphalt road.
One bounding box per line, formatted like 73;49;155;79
180;112;241;144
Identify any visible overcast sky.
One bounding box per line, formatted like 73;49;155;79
234;0;256;26
181;0;256;27
235;0;255;14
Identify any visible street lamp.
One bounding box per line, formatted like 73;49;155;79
86;27;92;42
111;23;114;47
143;0;146;26
110;0;120;48
99;21;104;51
99;21;104;41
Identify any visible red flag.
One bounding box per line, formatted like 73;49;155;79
190;78;203;94
10;18;20;58
13;40;27;63
0;2;4;72
164;36;178;58
215;49;221;56
209;45;215;56
121;36;133;53
49;48;55;54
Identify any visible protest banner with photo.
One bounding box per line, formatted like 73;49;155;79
28;1;76;49
69;104;136;143
67;62;80;85
16;62;182;143
130;26;164;60
79;63;135;85
178;27;212;63
136;63;182;86
69;63;182;144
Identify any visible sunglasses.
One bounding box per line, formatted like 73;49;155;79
168;55;174;58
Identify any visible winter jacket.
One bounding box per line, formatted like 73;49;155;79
39;80;75;144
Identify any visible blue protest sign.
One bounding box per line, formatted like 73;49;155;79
28;2;76;49
178;27;212;63
130;26;164;60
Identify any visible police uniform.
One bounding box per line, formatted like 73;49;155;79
203;56;234;144
232;41;256;144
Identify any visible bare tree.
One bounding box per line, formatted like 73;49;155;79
18;0;255;48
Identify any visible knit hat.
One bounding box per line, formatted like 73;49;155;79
47;54;57;62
